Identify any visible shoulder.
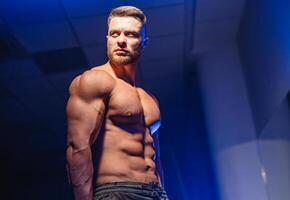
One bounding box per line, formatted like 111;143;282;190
69;69;115;101
149;93;159;106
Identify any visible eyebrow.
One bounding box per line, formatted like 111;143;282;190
109;30;140;35
109;30;117;34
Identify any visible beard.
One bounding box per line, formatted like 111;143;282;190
108;49;140;65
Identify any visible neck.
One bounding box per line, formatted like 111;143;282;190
108;61;137;86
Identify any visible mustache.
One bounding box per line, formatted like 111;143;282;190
114;48;129;53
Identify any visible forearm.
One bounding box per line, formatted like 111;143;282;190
72;182;93;200
66;146;94;200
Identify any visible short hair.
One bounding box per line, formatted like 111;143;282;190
108;6;147;26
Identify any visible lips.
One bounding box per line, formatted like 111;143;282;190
114;49;128;53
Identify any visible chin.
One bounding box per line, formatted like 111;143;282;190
112;56;133;65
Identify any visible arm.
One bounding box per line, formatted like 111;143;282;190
66;71;113;200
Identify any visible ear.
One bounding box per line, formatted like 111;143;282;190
141;37;149;49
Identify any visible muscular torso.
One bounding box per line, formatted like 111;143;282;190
90;67;161;185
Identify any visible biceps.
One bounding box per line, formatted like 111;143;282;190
66;96;105;149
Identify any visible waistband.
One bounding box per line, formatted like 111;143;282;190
94;181;168;199
94;181;163;192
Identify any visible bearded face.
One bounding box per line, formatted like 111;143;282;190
108;45;141;65
107;17;145;66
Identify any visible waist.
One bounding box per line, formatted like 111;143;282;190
94;181;166;194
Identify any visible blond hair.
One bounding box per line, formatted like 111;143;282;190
108;6;147;26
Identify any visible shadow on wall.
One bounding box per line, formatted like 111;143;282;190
257;91;290;200
238;0;290;136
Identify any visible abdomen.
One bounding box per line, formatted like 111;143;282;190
93;126;158;185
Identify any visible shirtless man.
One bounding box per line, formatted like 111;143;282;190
66;6;169;200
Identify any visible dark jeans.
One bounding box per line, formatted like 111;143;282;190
93;181;169;200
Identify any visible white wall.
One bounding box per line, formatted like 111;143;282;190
196;45;268;200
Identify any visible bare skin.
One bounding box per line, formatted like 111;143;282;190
66;16;163;200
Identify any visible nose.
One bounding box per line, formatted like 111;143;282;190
117;34;127;47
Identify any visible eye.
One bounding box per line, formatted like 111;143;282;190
127;33;134;37
109;31;119;38
126;32;139;38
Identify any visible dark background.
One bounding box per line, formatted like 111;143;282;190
1;0;290;199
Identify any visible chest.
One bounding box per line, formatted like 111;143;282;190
107;81;161;129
